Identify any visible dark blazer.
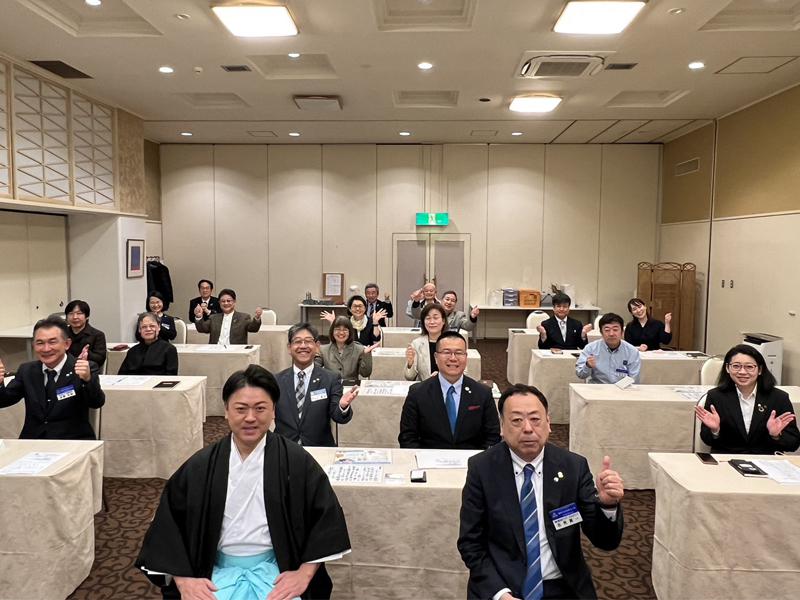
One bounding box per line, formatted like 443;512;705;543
0;355;105;439
156;314;178;342
366;299;393;326
189;296;221;322
624;318;671;351
274;365;352;447
68;323;108;368
538;316;587;350
458;442;624;600
118;340;179;376
194;311;261;345
352;319;381;346
398;375;500;449
700;387;800;454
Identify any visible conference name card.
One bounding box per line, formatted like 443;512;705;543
0;452;69;475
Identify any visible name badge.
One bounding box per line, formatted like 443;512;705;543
310;389;328;402
615;367;629;374
162;323;170;329
56;385;77;401
550;503;583;531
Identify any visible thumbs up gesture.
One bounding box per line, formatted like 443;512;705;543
75;345;92;382
595;455;624;506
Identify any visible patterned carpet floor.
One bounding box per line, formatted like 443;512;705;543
68;339;655;599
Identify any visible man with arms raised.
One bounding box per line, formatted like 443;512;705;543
458;384;624;600
0;317;104;439
136;365;351;600
399;330;499;449
537;293;592;350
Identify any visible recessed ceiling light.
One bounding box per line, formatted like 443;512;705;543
180;131;193;137
399;131;412;136
417;61;433;70
288;132;301;137
511;132;524;136
554;1;646;34
159;65;174;74
668;7;685;15
509;95;563;113
688;61;705;70
175;13;191;20
85;0;102;6
288;52;301;59
212;4;298;37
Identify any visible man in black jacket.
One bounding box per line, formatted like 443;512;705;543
537;293;592;350
364;282;393;326
188;278;221;322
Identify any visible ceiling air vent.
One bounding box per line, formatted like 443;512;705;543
222;65;252;72
605;62;638;71
520;55;604;78
29;60;91;79
675;158;700;177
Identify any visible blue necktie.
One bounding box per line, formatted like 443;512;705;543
445;385;457;435
521;464;543;600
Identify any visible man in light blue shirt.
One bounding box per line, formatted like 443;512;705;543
576;313;641;384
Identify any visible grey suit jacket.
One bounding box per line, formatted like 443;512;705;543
194;311;260;345
274;365;351;447
315;343;372;382
446;310;477;332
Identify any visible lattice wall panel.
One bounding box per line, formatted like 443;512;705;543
72;96;115;206
0;62;11;196
12;71;70;201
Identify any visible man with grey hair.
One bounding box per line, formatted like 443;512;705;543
364;282;393;326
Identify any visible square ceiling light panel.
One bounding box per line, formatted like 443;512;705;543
554;1;646;34
716;56;798;74
373;0;477;31
212;3;297;37
17;0;161;36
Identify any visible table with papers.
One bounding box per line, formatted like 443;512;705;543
370;347;481;381
0;439;104;599
107;343;259;416
187;323;291;374
569;384;800;488
650;452;800;600
528;349;708;423
340;380;415;448
307;447;473;599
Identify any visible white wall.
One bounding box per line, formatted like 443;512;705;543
160;143;661;329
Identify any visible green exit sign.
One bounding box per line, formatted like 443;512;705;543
416;212;449;226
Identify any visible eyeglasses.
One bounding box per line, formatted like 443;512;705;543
67;311;85;316
728;363;758;373
290;338;316;347
436;350;467;358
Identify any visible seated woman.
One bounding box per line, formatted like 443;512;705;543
118;312;179;376
441;290;479;332
624;297;672;351
404;303;447;381
65;299;107;368
321;294;383;347
146;290;177;342
695;344;799;454
315;317;376;384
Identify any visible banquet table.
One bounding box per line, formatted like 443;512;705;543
650;452;800;600
0;439;104;599
187;323;291;373
370;347;481;381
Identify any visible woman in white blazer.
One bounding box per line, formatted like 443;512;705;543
404;303;447;381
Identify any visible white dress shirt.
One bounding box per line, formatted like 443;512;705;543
438;373;464;413
41;354;68;385
737;386;757;434
218;312;234;346
557;317;567;340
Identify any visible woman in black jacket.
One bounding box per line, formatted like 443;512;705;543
146;290;177;342
119;312;179;376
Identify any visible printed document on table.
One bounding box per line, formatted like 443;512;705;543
334;449;392;464
751;459;800;484
0;452;69;475
415;449;481;469
326;464;383;483
671;386;707;401
101;375;152;387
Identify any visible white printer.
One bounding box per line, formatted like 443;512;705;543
742;332;783;385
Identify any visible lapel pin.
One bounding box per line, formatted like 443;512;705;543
553;477;559;482
757;403;766;413
464;386;471;393
557;471;564;478
313;378;320;384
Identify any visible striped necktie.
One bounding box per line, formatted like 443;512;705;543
296;370;306;419
521;464;543;600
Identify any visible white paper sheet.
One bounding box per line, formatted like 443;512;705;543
334;449;392;464
100;375;152;387
0;452;68;475
671;386;707;401
752;459;800;484
415;449;480;469
326;464;383;483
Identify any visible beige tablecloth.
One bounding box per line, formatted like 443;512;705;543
370;347;481;381
187;324;291;374
528;349;707;424
0;439;104;599
98;375;206;478
306;447;470;599
339;381;414;448
107;344;259;416
650;452;800;600
570;384;800;488
381;327;423;348
506;328;540;384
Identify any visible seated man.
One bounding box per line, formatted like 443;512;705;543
0;317;105;439
458;384;624;600
399;330;500;449
136;365;351;600
189;278;221;322
65;299;107;369
194;288;262;345
575;313;641;384
537;292;592;350
364;282;393;327
406;282;438;327
274;323;358;447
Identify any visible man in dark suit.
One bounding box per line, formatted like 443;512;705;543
364;282;393;327
188;278;221;322
537;293;592;350
0;317;105;439
274;323;358;447
194;288;262;345
399;330;500;449
458;384;624;600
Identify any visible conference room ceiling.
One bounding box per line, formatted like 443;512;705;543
1;0;799;144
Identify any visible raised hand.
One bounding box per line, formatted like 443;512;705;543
340;386;359;409
363;342;380;354
372;308;388;324
254;306;263;320
75;345;92;382
194;305;204;320
664;312;673;325
638;344;648;352
582;323;593;337
694;404;721;434
79;344;89;361
767;410;796;438
384;293;391;302
405;344;416;368
320;310;336;323
470;305;480;319
596;455;624;506
0;357;5;385
536;324;546;337
410;288;423;302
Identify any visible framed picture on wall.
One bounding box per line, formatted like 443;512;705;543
127;239;145;278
